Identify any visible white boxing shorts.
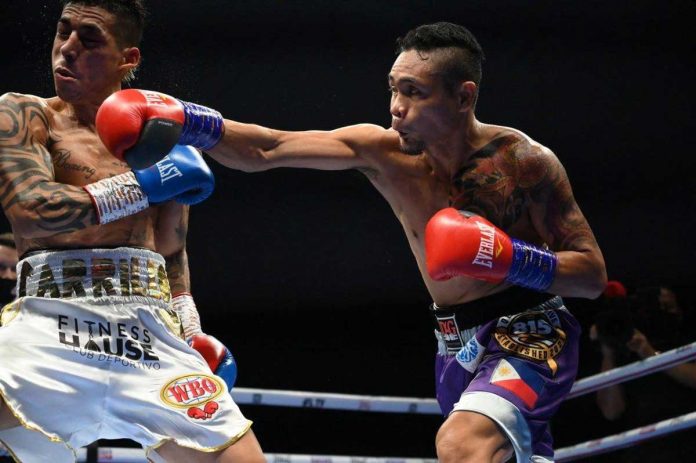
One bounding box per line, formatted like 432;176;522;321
0;247;252;463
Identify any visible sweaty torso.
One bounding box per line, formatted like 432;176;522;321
366;125;547;306
19;96;158;255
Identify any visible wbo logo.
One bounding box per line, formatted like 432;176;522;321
161;373;223;409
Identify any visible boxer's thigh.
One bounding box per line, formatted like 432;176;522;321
436;410;513;463
151;429;265;463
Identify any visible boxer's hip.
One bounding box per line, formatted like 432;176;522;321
15;246;172;303
430;286;569;355
431;287;581;414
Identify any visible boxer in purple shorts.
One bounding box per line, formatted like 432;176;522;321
95;21;606;463
432;288;581;461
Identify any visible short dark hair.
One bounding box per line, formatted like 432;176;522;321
0;233;15;249
61;0;147;48
396;22;485;95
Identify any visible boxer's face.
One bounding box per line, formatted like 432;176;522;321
389;49;464;155
0;245;17;281
52;4;138;104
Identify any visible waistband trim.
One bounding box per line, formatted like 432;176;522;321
16;247;171;302
431;287;564;354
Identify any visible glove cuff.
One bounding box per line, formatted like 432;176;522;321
171;292;203;340
178;100;224;150
507;239;557;291
83;171;149;224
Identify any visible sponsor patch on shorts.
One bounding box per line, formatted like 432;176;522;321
160;373;224;420
493;310;566;362
455;335;485;373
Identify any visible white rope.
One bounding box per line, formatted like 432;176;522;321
231;387;441;414
64;341;696;462
73;448;437;463
230;341;696;412
567;340;696;399
265;454;437;463
554;410;696;461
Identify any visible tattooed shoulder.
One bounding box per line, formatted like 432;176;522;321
0;92;50;145
513;140;562;195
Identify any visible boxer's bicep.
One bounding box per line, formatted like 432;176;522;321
156;202;190;295
0;93;97;237
209;122;381;172
528;153;598;254
526;150;606;296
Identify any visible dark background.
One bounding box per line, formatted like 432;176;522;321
1;0;695;460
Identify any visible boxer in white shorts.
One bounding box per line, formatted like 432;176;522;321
0;1;264;461
0;248;251;462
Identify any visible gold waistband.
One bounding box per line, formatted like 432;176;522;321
16;247;171;302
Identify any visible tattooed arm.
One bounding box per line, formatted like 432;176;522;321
156;201;191;295
0;93;98;238
526;147;607;298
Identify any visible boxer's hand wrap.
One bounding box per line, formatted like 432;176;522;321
425;208;557;292
83;172;149;224
84;145;214;224
96;89;224;170
171;293;202;340
171;294;238;389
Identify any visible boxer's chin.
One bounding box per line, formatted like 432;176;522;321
399;137;425;156
54;80;82;104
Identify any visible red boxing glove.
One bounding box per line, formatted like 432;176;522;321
189;333;237;390
96;89;224;170
426;208;513;282
96;89;184;169
425;208;557;291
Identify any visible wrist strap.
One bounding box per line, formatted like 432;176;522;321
83;172;149;224
506;239;557;291
171;292;202;340
178;100;224;150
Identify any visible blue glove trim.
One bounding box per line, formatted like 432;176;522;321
215;350;237;391
178;100;224;150
506;239;557;291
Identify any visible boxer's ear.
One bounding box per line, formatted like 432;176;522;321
457;81;477;112
118;47;140;81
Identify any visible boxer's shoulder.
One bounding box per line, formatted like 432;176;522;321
0;93;54;143
0;92;51;117
483;124;555;160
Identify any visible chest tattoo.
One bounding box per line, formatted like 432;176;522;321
54;149;96;179
449;135;526;229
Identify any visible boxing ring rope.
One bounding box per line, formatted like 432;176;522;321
554;410;696;462
230;387;440;414
72;447;438;463
43;340;696;462
565;339;696;399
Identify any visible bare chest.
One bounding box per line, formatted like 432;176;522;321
48;127;130;186
381;152;529;241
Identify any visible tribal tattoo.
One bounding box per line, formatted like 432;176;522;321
0;93;97;235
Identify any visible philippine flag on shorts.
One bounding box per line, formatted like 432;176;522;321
490;358;545;409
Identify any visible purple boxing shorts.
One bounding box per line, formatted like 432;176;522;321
432;288;580;462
